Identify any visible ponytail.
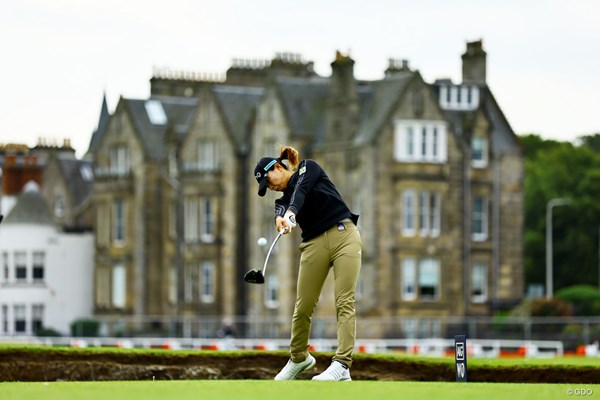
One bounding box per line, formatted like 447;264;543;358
278;145;300;170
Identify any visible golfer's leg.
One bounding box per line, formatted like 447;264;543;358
331;226;362;368
290;235;330;363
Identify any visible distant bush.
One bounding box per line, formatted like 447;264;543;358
35;327;62;337
70;318;100;337
555;285;600;316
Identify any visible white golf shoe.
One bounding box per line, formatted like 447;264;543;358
311;360;352;381
274;354;316;380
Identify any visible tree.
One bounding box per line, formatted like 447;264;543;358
520;134;600;293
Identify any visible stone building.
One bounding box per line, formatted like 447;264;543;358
90;41;523;338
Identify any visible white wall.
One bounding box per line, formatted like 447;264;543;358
0;223;94;336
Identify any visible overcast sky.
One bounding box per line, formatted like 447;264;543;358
1;0;598;157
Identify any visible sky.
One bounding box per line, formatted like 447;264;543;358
1;0;599;158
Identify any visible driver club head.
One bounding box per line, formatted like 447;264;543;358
244;269;265;284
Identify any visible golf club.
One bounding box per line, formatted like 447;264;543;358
244;228;286;284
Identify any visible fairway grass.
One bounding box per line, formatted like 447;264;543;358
1;380;598;400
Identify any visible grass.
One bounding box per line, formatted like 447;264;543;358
0;380;598;400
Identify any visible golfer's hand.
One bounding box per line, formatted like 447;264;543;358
275;216;289;234
283;210;297;232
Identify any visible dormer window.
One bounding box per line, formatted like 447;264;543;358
439;85;479;111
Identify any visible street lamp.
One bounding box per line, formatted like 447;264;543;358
546;197;571;299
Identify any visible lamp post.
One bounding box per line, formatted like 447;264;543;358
546;197;571;299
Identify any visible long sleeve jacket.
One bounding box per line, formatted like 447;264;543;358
274;159;358;241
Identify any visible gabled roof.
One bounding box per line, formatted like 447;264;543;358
354;71;416;145
437;86;519;154
274;76;330;141
212;86;265;155
3;182;54;226
123;96;199;161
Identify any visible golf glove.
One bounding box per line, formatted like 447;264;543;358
283;210;297;231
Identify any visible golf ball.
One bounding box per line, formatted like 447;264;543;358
257;237;268;246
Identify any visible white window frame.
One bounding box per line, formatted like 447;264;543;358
32;251;45;282
112;263;126;308
184;197;199;242
472;196;488;241
1;304;8;334
471;261;488;303
197;139;218;171
109;145;131;176
418;258;440;301
31;304;44;334
394;120;447;163
401;258;417;301
402;190;416;237
13;304;26;334
14;251;27;282
200;261;214;303
471;136;488;168
113;199;126;246
201;198;215;243
419;191;430;237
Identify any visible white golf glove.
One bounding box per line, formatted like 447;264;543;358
283;210;297;232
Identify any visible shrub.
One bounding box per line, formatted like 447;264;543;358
70;318;100;337
555;285;600;316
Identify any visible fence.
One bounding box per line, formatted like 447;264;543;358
58;315;600;353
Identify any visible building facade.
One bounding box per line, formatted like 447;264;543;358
90;41;524;338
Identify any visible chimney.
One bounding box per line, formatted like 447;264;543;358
325;51;359;143
462;40;487;84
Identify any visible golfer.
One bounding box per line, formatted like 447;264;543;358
254;145;362;381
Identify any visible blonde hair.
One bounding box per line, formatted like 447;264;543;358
278;145;300;170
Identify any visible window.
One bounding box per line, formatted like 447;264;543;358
184;197;199;242
201;198;215;242
402;190;416;236
394;121;447;163
471;262;488;303
31;304;44;334
418;258;440;300
2;305;8;333
109;145;130;176
471;136;488;168
401;258;416;300
2;252;8;281
14;304;26;333
404;190;441;237
169;264;177;305
184;263;194;302
184;197;215;243
197;139;218;171
439;85;480;111
32;252;44;282
406;127;414;158
145;100;168;125
113;199;126;245
112;263;126;308
54;194;65;217
201;261;214;303
472;196;488;241
14;251;27;282
265;274;279;308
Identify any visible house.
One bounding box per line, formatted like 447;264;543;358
90;40;523;338
0;182;94;336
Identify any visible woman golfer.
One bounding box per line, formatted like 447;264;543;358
254;145;362;381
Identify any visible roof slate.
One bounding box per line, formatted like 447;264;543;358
213;86;265;155
3;183;54;226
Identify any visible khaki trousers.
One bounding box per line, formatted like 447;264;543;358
290;221;362;368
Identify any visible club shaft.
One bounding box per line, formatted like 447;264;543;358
261;228;285;275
